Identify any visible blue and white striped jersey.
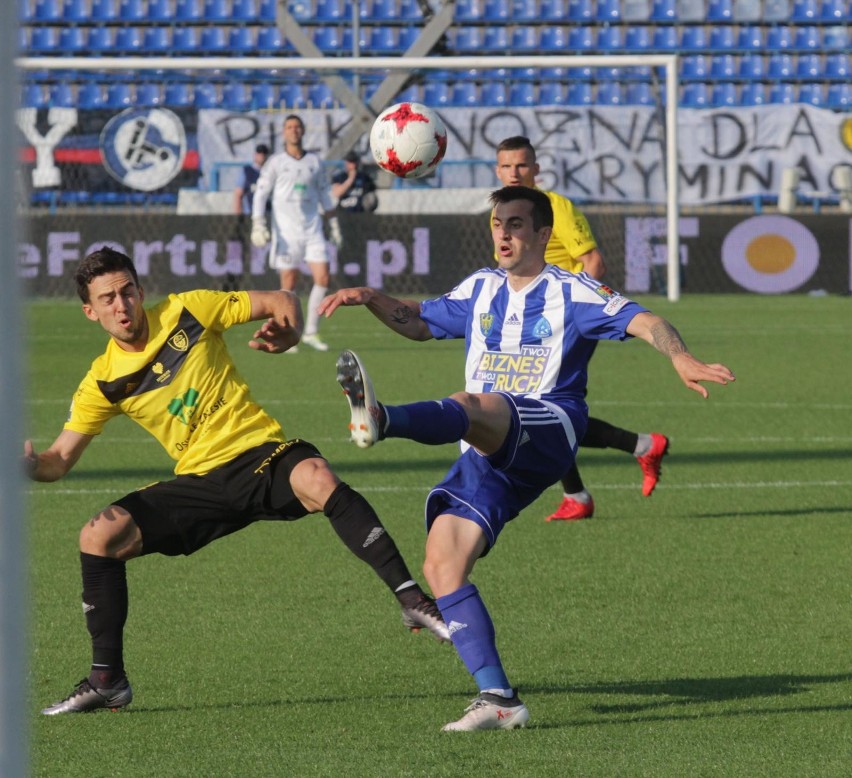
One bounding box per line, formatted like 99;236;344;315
419;265;648;402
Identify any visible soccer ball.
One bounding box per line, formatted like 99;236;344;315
369;102;448;180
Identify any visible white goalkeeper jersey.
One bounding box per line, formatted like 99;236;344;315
419;265;648;403
251;150;334;238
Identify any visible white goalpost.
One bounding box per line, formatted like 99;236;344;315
16;53;681;300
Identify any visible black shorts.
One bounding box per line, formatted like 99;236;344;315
115;440;324;557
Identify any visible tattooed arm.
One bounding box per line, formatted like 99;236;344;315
318;287;433;341
626;312;735;398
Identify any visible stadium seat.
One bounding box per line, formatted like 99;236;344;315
143;26;171;53
118;0;145;20
449;81;478;106
172;26;200;51
566;82;592;104
680;26;706;50
34;0;61;20
19;0;34;22
58;25;87;53
135;83;162;107
279;82;307;108
705;0;733;20
681;82;709;107
796;53;821;78
738;53;765;79
251;82;278;109
568;25;594;49
511;26;538;50
315;26;343;50
625;82;654;105
652;26;678;49
539;0;566;18
540;26;568;50
597;82;622;104
146;0;171;19
624;25;651;50
29;26;59;54
739;82;766;105
710;54;736;78
596;0;621;20
598;26;622;49
62;0;87;20
204;0;231;19
681;54;708;79
797;83;824;105
398;0;423;18
77;82;105;109
175;0;204;20
201;26;229;52
105;83;133;108
737;25;763;50
791;0;818;18
709;26;735;50
87;26;115;53
423;81;450;106
91;0;119;21
711;82;737;106
22;83;48;108
308;82;335;108
115;26;145;53
823;53;850;79
509;82;536;106
257;26;285;51
763;0;790;18
233;0;258;19
566;0;593;20
767;52;794;77
539;82;567;105
229;26;256;52
222;82;250;111
826;82;852;108
623;0;651;19
194;82;219;108
769;83;795;103
732;0;761;19
163;82;193;107
512;0;538;19
481;82;508;106
820;0;848;20
259;0;277;20
766;25;793;49
482;26;509;51
48;82;74;108
397;26;420;50
793;26;820;50
451;26;483;50
454;0;483;19
484;0;510;20
395;84;422;103
368;26;400;52
822;26;849;50
650;0;676;19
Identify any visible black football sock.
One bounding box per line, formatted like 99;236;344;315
324;483;414;594
80;552;128;686
561;463;585;494
582;417;639;453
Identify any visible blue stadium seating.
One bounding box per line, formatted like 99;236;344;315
308;82;335;108
62;0;88;21
204;0;232;20
78;82;105;109
147;0;172;20
172;26;200;51
540;26;569;49
259;0;277;20
739;82;766;105
596;0;622;20
482;26;510;51
737;25;763;50
597;82;623;104
49;82;74;108
280;82;307;109
34;0;62;21
680;25;706;49
233;0;258;20
512;0;538;20
711;82;737;106
251;82;278;109
823;53;850;79
682;82;710;107
539;82;568;105
22;83;48;108
793;25;820;50
511;26;538;50
454;0;484;20
710;54;736;78
484;0;510;20
164;83;193;107
115;25;145;53
796;53;821;79
257;26;285;51
194;82;219;108
105;83;133;108
450;81;479;106
566;0;594;20
29;26;59;54
598;26;623;49
58;25;86;53
222;82;250;111
568;25;594;49
143;26;171;53
229;26;256;52
709;26;735;50
481;82;508;106
706;0;733;20
624;25;651;50
652;25;678;49
625;82;654;105
769;82;796;103
826;83;852;108
682;54;708;79
423;81;450;106
509;82;536;106
451;27;483;51
768;53;794;78
797;83;824;105
201;26;229;51
766;25;793;49
738;53;765;79
398;0;423;18
567;82;593;105
91;0;119;21
822;25;849;49
136;83;162;107
118;0;146;21
539;0;566;19
791;0;818;19
175;0;205;20
650;0;676;19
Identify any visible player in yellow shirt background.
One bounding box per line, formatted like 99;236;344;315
24;247;448;715
494;136;669;521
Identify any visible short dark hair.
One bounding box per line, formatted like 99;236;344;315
283;114;304;130
496;136;536;162
74;247;139;303
489;186;553;232
255;143;270;155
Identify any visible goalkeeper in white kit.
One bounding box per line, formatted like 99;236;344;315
251;114;343;353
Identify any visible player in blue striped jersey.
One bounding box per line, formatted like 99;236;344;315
320;186;735;731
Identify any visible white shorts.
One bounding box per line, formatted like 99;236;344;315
269;227;329;270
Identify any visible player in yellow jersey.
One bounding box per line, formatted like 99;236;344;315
24;247;448;716
494;136;669;521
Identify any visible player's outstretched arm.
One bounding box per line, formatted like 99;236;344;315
319;287;433;341
247;290;303;353
23;430;93;482
627;312;735;399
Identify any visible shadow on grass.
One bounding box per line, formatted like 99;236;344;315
693;507;852;519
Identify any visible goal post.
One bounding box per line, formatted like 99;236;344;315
16;54;681;300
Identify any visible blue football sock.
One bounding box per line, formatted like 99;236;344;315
384;397;469;445
437;583;511;693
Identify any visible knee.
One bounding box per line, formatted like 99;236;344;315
290;459;339;513
423;552;461;599
79;505;140;559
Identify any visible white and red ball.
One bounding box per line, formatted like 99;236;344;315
369;102;448;179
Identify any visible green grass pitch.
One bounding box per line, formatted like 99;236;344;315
25;293;852;777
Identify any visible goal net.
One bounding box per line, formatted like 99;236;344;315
16;54;680;300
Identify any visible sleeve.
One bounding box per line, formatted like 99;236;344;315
63;372;121;436
569;273;648;341
549;194;597;260
178;290;253;332
251;160;274;219
317;161;336;213
419;274;479;339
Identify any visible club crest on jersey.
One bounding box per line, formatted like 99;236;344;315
479;312;495;337
533;317;553;338
168;330;189;352
594;284;618;300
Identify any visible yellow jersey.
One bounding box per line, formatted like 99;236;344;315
65;290;285;476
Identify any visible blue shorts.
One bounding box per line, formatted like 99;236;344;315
424;393;587;549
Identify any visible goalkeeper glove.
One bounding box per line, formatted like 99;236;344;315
251;218;271;248
328;216;343;250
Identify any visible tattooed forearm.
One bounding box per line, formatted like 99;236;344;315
649;319;689;358
389;304;416;326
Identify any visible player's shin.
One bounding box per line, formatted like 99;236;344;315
384;398;470;445
80;552;128;686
